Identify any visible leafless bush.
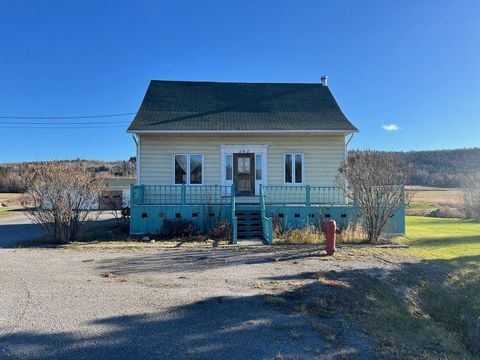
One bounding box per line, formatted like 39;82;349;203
162;219;198;238
462;171;480;221
209;219;232;240
19;161;106;243
337;151;412;243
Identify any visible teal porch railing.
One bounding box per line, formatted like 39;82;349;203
131;184;238;243
259;185;273;244
261;186;353;206
131;184;233;206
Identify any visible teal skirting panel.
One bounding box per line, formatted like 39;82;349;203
130;205;233;235
265;205;405;235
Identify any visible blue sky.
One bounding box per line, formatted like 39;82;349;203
0;0;479;162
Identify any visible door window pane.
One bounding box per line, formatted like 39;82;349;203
295;154;303;183
226;155;233;180
238;157;250;173
175;155;187;184
190;155;203;184
285;154;292;183
255;155;262;180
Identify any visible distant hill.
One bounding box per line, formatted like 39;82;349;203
0;158;136;193
350;148;480;188
401;148;480;187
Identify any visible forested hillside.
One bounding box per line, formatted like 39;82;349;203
349;148;480;188
403;148;480;187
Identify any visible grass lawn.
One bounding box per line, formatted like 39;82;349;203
0;193;23;219
270;216;480;359
363;216;480;358
0;207;15;219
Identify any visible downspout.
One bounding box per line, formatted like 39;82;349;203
132;134;140;185
346;133;354;146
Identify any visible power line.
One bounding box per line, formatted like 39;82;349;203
0;120;131;125
0;125;129;129
0;112;136;120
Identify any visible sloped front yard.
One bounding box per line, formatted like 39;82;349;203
0;216;478;359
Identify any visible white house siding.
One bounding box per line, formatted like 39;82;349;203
138;135;346;187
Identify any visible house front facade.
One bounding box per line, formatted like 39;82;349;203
127;79;405;242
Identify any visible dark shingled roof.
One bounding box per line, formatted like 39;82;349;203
128;80;358;133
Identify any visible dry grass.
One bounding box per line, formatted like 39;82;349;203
406;186;463;217
273;218;368;245
337;223;367;244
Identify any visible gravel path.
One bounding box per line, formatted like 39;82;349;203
0;246;409;359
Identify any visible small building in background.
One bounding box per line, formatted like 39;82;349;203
99;178;136;210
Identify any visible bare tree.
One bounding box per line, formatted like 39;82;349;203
337;151;412;243
462;170;480;221
19;161;106;243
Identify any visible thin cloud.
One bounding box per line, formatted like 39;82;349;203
382;124;399;131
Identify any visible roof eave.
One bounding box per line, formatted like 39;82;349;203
126;129;359;135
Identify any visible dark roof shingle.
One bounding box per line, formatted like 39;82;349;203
128;80;358;133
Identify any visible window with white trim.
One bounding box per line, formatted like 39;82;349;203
225;154;233;181
174;154;204;185
255;154;262;180
284;153;303;184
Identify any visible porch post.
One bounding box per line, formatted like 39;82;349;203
306;185;311;206
181;184;186;205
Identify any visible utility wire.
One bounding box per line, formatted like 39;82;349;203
0;120;131;125
0;112;136;120
0;125;129;129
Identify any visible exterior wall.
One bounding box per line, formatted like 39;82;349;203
138;134;346;187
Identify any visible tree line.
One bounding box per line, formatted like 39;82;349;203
0;158;136;193
351;148;480;188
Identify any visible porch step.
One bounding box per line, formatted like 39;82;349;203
235;210;262;239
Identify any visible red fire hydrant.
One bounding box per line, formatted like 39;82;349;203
324;220;337;256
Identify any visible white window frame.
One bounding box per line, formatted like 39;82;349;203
284;153;304;185
172;154;204;185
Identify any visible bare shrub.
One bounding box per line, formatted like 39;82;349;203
337;151;412;243
162;219;198;238
209;219;232;240
19;161;106;244
462;171;480;221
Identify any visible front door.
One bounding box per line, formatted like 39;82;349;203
233;153;254;196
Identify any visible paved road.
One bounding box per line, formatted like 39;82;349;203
0;211;117;248
0;210;43;248
0;245;407;360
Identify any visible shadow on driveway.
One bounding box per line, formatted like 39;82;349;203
0;289;373;360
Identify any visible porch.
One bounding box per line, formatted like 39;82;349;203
130;184;405;243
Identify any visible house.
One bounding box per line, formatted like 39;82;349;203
127;79;405;242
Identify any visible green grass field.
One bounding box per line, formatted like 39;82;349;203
274;216;480;359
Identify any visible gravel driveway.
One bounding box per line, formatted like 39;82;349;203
0;245;407;360
0;211;118;248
